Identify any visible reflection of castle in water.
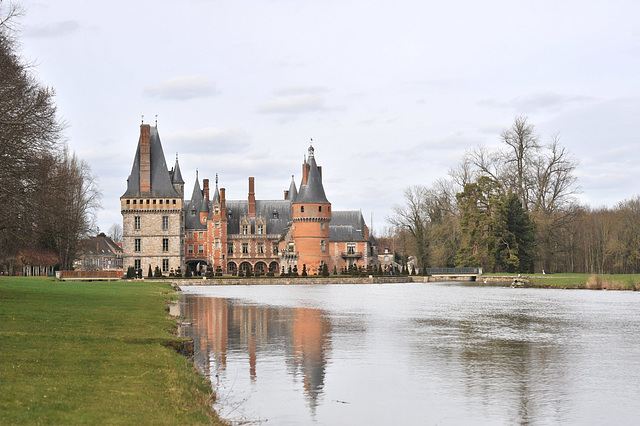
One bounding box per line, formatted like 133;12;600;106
180;296;331;412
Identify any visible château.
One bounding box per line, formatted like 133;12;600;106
121;123;376;276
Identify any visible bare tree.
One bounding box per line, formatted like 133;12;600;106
387;186;431;270
107;223;123;243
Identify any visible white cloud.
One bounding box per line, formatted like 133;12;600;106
165;127;250;153
258;93;327;114
25;20;80;38
479;92;594;113
142;76;218;101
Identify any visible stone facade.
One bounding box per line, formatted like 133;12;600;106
122;123;376;276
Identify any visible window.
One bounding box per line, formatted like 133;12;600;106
153;199;156;205
257;224;263;235
320;240;326;252
301;206;305;212
273;243;279;255
215;221;220;229
162;259;169;273
214;206;219;215
191;208;196;216
159;199;163;204
215;239;220;249
227;243;234;254
258;243;264;254
347;243;356;255
319;206;322;212
384;256;389;261
320;223;325;231
242;225;248;235
134;239;141;252
162;216;169;230
134;216;141;230
126;200;130;205
288;243;295;253
199;232;204;238
384;248;390;254
198;245;204;254
162;238;169;252
146;199;149;205
188;245;193;254
242;243;249;254
134;259;141;270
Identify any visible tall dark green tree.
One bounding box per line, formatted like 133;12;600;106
494;193;536;273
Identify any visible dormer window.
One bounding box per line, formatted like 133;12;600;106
191;208;196;217
257;224;264;235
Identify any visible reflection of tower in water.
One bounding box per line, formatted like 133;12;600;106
181;296;331;417
291;307;331;415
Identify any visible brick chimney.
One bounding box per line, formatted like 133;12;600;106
220;188;226;211
284;190;289;200
302;162;310;185
248;177;256;218
203;179;210;202
139;124;151;193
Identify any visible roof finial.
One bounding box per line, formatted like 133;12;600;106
215;173;219;185
141;114;144;124
155;114;158;126
196;169;199;180
175;152;178;162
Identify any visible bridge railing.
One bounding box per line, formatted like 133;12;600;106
425;267;482;275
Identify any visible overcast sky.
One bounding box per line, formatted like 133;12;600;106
15;0;640;235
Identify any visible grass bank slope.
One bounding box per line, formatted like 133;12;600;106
0;277;222;425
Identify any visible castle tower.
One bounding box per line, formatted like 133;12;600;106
121;124;184;275
291;145;331;275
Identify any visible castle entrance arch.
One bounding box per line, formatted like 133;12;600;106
227;262;237;276
269;261;279;274
254;261;267;276
239;262;252;275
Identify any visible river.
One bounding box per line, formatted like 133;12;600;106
178;282;640;425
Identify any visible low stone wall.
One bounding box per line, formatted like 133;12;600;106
171;276;424;286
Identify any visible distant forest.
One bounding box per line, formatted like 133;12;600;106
387;116;640;275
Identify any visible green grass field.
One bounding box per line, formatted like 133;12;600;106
484;272;640;290
0;277;222;425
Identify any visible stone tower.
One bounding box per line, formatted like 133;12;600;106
290;145;331;275
121;124;184;275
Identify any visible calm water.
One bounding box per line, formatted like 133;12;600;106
178;283;640;425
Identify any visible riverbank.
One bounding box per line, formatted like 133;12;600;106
484;273;640;290
0;277;223;424
167;273;640;290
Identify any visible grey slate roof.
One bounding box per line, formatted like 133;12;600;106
185;175;207;230
225;200;292;236
286;175;298;201
329;210;368;242
295;149;329;204
170;154;184;184
122;126;180;198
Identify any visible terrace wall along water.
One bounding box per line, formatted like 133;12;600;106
178;282;640;426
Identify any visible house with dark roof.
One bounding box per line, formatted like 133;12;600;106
74;234;123;271
122;123;376;276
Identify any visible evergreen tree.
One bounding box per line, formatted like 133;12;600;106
322;263;329;277
302;264;307;276
147;264;153;278
154;266;162;277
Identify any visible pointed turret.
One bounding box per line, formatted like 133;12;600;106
286;175;298;201
170;153;185;197
186;171;207;230
212;173;220;204
295;145;329;204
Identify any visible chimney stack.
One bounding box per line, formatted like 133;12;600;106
220;188;226;211
302;162;310;185
203;179;210;202
139;124;151;193
248;177;256;217
284;190;289;200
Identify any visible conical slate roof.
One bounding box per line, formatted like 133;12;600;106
295;146;329;204
185;172;207;230
122;126;180;198
286;175;298;201
171;153;184;184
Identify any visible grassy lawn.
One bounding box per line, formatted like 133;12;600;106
484;272;640;290
0;277;223;425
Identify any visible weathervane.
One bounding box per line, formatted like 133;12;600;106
141;114;144;124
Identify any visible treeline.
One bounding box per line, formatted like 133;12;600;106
388;116;640;274
0;4;100;274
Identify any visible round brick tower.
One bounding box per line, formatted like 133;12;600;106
291;145;331;275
